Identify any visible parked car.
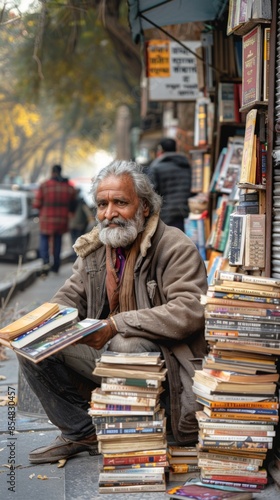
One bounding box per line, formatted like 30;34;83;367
0;186;40;262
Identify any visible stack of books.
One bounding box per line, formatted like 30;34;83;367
91;351;168;494
193;270;280;493
167;445;200;483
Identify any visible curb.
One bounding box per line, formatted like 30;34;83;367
0;251;74;301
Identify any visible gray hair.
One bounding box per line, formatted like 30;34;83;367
91;160;162;215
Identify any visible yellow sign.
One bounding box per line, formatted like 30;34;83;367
146;40;170;78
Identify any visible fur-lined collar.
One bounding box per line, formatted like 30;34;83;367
73;213;160;259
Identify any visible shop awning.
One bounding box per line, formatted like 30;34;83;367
128;0;229;42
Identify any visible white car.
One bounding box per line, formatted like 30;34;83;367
0;187;40;262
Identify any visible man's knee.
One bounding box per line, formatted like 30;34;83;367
109;334;159;353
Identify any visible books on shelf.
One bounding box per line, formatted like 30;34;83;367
263;27;270;101
244;214;265;268
216;141;244;194
239;109;257;184
190;150;205;193
228;213;246;266
227;0;272;36
242;26;262;107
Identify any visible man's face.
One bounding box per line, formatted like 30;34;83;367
96;174;150;248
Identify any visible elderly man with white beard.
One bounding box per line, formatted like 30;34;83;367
17;160;208;464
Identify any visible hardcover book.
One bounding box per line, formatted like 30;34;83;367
242;26;262;107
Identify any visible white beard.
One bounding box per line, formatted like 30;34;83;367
98;207;145;248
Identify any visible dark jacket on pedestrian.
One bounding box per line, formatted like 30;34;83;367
52;214;208;445
148;152;192;226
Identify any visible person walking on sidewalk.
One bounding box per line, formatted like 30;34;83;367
148;137;192;232
18;160;207;464
33;164;76;273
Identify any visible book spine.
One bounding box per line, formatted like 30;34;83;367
198;459;260;471
102;377;160;388
92;412;163;424
205;408;278;415
206;318;280;330
96;420;164;429
199;434;273;443
199;439;271;449
205;329;280;340
102;462;169;470
214;270;280;286
101;383;159;395
201;473;267;484
198;422;275;431
90;402;156;411
89;409;156;416
200;412;278;422
201;478;265;490
209;285;280;298
244;214;265;268
96;427;164;435
91;393;157;406
206;292;280;305
200;400;279;409
103;455;167;466
201;429;275;437
98;484;166;493
204;306;280;317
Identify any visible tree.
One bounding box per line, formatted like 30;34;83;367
0;0;142;181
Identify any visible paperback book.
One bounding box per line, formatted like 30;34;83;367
13;318;105;363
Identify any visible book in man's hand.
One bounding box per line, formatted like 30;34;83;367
0;302;60;340
12;318;105;363
10;306;78;348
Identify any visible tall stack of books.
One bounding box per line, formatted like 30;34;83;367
193;270;280;493
90;351;168;494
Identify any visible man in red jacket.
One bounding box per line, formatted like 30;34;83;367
33;164;76;273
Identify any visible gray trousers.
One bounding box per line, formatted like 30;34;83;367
17;334;159;441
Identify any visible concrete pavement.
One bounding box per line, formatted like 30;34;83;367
0;253;279;499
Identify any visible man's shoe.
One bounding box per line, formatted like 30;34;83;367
29;434;99;464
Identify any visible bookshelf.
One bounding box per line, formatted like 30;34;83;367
205;0;274;277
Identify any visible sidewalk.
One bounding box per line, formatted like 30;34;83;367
0;259;279;499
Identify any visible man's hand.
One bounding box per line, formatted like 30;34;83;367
77;319;116;350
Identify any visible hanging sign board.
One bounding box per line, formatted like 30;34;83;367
146;39;201;101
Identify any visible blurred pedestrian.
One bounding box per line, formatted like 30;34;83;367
148;137;192;231
33;164;76;273
69;188;95;246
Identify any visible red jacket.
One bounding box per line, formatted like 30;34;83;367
33;178;76;235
